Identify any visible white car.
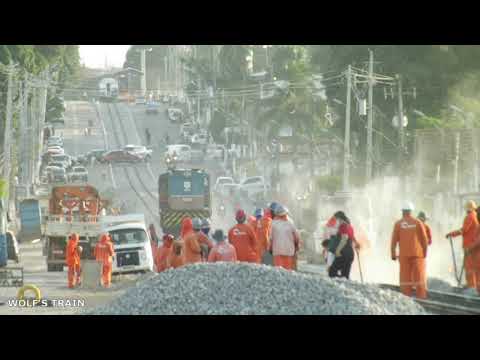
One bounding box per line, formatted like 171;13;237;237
214;177;235;193
50;154;72;169
165;144;191;162
206;144;226;160
239;176;269;198
135;96;146;105
46;146;65;155
47;135;63;146
191;133;208;146
123;145;153;161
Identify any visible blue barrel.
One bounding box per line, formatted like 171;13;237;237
0;233;7;267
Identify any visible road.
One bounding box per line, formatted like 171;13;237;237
0;101;154;314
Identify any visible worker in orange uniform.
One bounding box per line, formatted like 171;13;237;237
180;217;194;240
466;208;480;295
417;212;432;246
228;209;258;263
183;218;213;264
155;234;174;272
251;208;272;263
65;233;81;289
391;202;429;299
94;233;115;288
208;229;237;262
167;239;185;269
269;205;300;271
446;200;479;289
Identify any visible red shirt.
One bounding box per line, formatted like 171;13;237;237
228;224;258;262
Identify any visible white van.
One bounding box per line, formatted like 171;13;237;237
102;214;154;274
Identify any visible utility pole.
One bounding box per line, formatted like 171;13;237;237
365;49;374;184
0;63;15;266
140;49;147;97
397;74;405;163
343;65;352;191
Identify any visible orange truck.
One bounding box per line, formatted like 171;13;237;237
43;185;108;272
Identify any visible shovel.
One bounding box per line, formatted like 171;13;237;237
448;236;463;286
355;248;364;284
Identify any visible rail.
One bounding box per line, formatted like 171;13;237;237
379;284;480;315
104;103;159;221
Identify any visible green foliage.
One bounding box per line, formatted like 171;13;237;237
218;45;250;84
315;175;341;195
209;110;227;142
46;94;65;122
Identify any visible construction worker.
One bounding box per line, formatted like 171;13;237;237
251;208;272;263
208;229;237;262
466;208;480;295
183;218;213;264
446;200;479;289
155;234;174;272
391;202;428;299
180;217;194;240
94;233;115;288
167;239;185;269
269;205;300;271
267;202;279;220
65;233;81;289
327;211;360;279
417;212;432;246
201;218;211;237
228;209;258;263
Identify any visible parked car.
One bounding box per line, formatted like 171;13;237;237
123;144;153;161
214;177;235;193
167;108;184;123
206;144;226;160
47;136;63;146
49;167;67;183
50;154;72;169
101;150;144;164
218;183;241;198
71;155;88;167
49;161;67;170
239;176;269;198
68;166;88;182
6;231;19;263
165;144;191;162
46;146;64;155
191;133;209;146
135;96;147;105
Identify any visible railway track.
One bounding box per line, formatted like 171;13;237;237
298;265;480;315
379;284;480;315
103;103;159;222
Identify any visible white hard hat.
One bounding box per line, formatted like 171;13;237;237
402;202;414;211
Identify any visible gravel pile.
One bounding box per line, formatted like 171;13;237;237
87;263;427;315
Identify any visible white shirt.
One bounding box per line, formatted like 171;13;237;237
270;218;298;257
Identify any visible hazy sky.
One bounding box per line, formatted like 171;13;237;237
79;45;131;69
